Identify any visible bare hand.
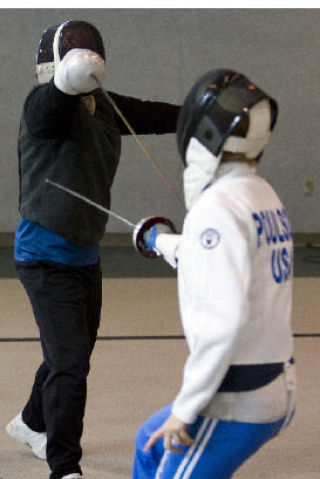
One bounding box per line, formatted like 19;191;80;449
144;413;194;453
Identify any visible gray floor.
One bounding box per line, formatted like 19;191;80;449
0;247;319;479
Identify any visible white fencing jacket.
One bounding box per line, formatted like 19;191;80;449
170;163;295;424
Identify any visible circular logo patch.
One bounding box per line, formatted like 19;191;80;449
200;228;220;249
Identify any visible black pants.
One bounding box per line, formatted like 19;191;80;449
16;260;102;479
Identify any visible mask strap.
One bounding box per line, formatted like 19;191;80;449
53;22;66;68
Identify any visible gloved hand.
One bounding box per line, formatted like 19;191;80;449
143;222;174;252
54;48;105;95
133;216;180;268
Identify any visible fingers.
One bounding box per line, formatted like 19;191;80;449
144;429;194;453
179;430;195;447
144;429;163;452
164;431;194;453
164;434;183;453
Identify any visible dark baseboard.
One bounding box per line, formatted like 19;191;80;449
0;232;133;248
0;233;15;247
0;232;319;248
292;233;320;247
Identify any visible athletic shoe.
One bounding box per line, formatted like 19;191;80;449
6;411;47;460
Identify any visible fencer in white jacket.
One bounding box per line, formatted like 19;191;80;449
132;69;296;479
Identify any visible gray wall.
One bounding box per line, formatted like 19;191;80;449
0;9;319;234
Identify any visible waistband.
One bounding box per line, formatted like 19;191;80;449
218;357;295;392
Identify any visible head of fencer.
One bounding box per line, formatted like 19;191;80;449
177;69;278;210
177;69;278;166
36;20;105;84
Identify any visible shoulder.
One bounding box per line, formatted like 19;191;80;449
186;175;258;232
23;84;44;108
25;83;50;101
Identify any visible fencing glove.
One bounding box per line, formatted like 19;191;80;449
54;48;105;95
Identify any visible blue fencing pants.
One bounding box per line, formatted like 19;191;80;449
133;404;285;479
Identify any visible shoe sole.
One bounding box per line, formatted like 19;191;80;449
6;422;46;460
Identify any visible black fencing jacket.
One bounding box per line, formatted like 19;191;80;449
18;80;180;247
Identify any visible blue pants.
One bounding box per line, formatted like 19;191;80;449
133;404;285;479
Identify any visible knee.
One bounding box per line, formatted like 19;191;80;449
51;347;90;377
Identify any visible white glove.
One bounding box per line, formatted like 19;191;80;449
155;233;181;269
143;222;174;251
54;48;105;95
143;223;181;268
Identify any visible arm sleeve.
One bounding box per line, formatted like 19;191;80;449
24;80;80;138
155;233;181;269
108;91;180;135
172;201;252;423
